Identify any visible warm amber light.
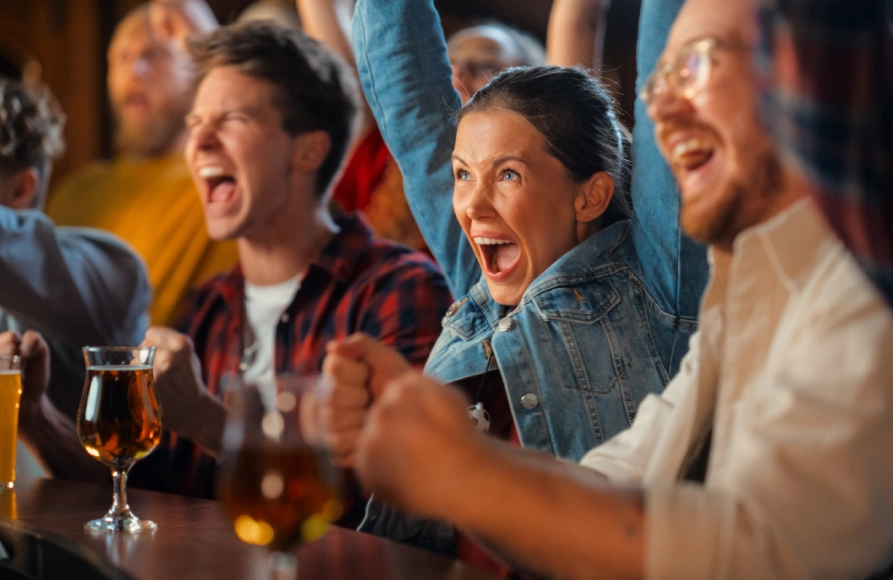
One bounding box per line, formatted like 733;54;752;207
233;514;274;546
321;499;343;522
0;490;16;520
301;514;330;542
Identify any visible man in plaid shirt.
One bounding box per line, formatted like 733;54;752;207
127;21;451;498
757;0;893;307
4;20;450;504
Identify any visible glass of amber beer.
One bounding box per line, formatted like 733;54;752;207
0;355;22;491
217;375;342;579
77;346;162;533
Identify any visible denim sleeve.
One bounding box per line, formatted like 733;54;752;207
352;0;480;299
629;0;709;320
0;207;150;346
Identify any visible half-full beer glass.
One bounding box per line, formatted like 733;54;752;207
77;346;162;533
217;375;342;579
0;355;21;490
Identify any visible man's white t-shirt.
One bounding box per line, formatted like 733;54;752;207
241;275;301;410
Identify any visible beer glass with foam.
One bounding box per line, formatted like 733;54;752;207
0;354;21;491
77;346;161;533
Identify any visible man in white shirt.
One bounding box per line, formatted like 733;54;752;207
328;0;893;577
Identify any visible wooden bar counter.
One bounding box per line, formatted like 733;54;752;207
1;476;497;580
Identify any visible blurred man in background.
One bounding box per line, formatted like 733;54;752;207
0;79;150;477
46;3;237;327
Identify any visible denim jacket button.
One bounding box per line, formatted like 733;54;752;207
520;393;539;409
498;317;514;332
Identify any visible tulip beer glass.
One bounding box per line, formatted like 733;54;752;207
77;346;162;533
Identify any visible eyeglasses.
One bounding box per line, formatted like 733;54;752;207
640;37;750;106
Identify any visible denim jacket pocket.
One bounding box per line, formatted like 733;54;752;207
532;281;620;323
531;283;626;398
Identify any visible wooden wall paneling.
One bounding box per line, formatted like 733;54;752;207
0;0;105;190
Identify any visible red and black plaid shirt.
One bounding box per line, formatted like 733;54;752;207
131;214;452;497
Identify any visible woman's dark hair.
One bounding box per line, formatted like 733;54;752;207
458;66;632;226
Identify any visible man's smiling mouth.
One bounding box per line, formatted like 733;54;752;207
671;137;714;173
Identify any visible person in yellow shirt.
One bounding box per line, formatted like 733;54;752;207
46;4;237;326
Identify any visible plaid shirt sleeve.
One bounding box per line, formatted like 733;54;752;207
758;0;893;305
353;254;452;368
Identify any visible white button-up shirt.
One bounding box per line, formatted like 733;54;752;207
580;199;893;579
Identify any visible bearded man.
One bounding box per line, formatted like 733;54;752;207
46;4;237;326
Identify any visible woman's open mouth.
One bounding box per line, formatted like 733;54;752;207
474;236;520;279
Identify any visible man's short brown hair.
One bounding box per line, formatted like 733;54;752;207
188;21;358;198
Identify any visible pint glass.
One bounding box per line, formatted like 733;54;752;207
0;355;22;490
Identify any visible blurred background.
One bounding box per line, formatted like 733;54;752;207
0;0;641;190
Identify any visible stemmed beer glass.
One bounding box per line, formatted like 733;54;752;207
77;346;162;533
216;375;342;580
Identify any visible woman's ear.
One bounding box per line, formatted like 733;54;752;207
574;171;614;224
291;130;332;174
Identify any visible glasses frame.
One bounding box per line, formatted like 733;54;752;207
640;37;751;106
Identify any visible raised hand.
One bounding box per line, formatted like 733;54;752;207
354;371;483;518
142;326;225;456
0;330;50;427
320;333;412;467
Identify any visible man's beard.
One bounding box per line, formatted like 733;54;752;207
113;102;188;159
683;145;785;249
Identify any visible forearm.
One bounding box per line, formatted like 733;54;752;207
547;0;610;71
160;390;226;460
296;0;375;137
18;396;108;482
296;0;355;67
352;0;479;297
184;392;226;459
628;0;708;319
442;440;645;580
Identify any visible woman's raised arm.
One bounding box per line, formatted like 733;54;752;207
352;0;480;298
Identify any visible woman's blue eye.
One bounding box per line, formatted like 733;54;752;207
455;169;470;180
501;170;519;181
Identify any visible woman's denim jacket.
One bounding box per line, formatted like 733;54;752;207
351;0;709;556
